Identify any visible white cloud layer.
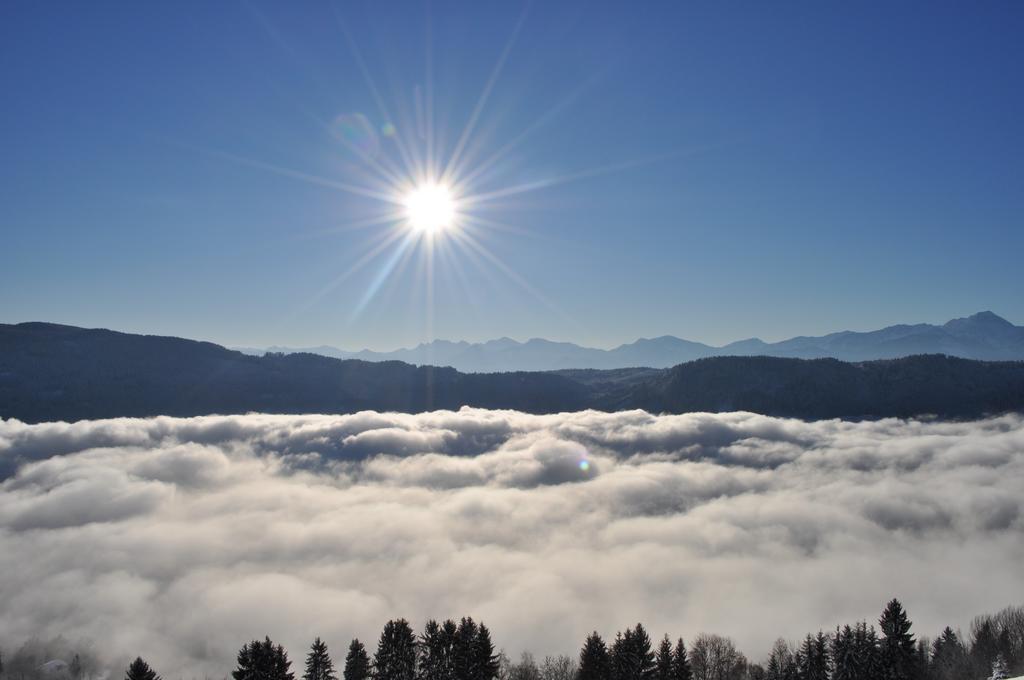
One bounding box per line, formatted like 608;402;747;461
2;409;1023;677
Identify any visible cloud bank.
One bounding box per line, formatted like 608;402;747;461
1;409;1023;677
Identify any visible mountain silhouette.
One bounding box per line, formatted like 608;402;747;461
4;321;1024;423
236;312;1024;372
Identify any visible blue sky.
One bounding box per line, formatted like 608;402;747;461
2;2;1022;350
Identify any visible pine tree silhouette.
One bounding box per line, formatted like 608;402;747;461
344;640;370;680
233;637;294;680
125;658;161;680
304;638;336;680
879;600;917;680
610;625;654;680
631;625;655;680
578;633;611;680
930;627;969;680
453;618;479;680
473;624;499;680
373;620;417;680
670;639;690;680
654;637;672;680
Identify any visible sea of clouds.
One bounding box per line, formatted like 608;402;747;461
1;409;1023;677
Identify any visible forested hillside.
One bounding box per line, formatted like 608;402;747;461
3;323;1024;423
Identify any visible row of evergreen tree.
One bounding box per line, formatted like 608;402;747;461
24;598;1023;680
757;599;1022;680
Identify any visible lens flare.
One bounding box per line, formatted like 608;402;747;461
579;459;590;472
331;113;380;159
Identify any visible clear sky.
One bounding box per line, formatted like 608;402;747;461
2;2;1022;350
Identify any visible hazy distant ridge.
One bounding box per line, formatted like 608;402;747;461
238;311;1024;371
4;321;1024;423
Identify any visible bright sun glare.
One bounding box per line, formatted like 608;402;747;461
404;183;457;234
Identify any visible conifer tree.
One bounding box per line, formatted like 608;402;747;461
879;599;917;680
814;632;831;680
453;618;479;680
930;627;968;680
611;630;631;680
669;639;690;680
374;620;418;680
233;638;293;680
796;634;829;680
578;633;611;680
344;640;371;680
474;624;499;680
305;638;337;680
125;658;161;680
70;655;82;680
420;621;446;680
831;626;853;680
913;639;929;680
972;621;1001;679
863;623;885;680
654;638;672;680
631;625;655;680
610;625;654;680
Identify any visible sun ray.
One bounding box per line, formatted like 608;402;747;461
333;8;421;181
441;2;532;186
296;210;407;240
461;149;688;206
295;225;409;314
349;230;420;320
186;143;400;203
451;227;573;324
459;213;554;241
456;71;604;190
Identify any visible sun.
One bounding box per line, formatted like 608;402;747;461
403;183;457;234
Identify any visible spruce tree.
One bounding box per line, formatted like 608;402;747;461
70;655;82;680
474;624;499;680
277;642;297;680
631;625;655;680
344;640;371;680
654;638;672;680
454;618;479;680
610;625;654;680
797;634;829;680
930;627;968;680
578;633;611;680
814;632;831;680
913;639;929;680
879;599;917;680
863;623;884;680
305;638;337;680
374;620;418;680
234;638;294;680
972;620;1000;679
610;631;630;680
420;621;444;680
125;658;160;680
831;626;853;680
669;639;690;680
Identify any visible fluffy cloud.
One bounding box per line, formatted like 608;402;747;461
1;409;1023;677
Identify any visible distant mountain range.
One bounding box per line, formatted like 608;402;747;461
3;321;1024;423
236;311;1024;372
